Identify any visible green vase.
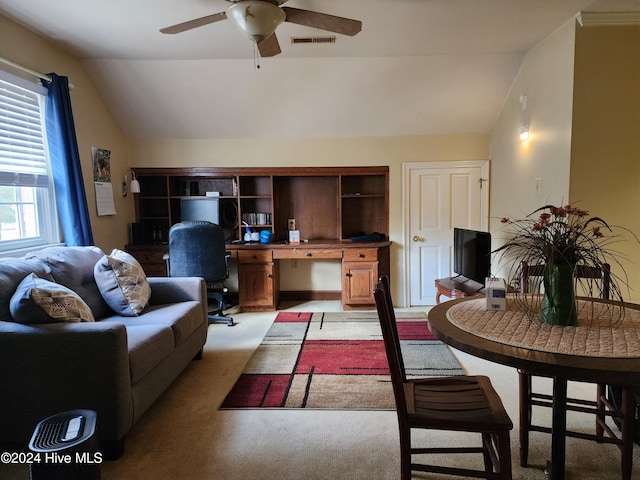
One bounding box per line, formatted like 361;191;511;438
541;262;577;326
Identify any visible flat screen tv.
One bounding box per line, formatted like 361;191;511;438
181;198;219;225
453;228;491;284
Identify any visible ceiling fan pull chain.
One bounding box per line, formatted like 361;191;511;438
254;42;261;70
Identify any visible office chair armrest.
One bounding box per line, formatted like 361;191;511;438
225;251;231;277
147;277;207;307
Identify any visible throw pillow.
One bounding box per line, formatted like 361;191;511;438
0;257;54;322
94;249;151;316
9;273;95;323
25;246;112;319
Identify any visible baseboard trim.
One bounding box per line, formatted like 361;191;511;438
280;290;342;301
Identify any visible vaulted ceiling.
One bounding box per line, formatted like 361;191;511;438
1;0;636;139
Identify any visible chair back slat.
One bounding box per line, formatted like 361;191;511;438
519;261;611;299
374;277;408;417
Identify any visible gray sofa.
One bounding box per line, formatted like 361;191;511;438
0;246;208;458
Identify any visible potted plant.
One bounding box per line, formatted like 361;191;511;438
493;204;634;325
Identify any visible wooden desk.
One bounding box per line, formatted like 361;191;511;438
127;240;390;312
428;296;640;480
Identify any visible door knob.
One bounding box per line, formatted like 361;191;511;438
412;235;421;242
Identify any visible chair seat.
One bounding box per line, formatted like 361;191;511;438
408;376;513;432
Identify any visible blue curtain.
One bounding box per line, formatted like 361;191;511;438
42;73;94;246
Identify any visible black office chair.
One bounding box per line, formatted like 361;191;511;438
165;221;234;326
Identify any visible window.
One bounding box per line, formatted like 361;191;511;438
0;69;60;254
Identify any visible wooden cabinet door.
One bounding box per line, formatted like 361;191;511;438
342;261;378;308
238;262;277;310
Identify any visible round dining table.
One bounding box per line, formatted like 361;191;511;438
427;295;640;480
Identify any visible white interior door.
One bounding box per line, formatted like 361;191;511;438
404;161;489;306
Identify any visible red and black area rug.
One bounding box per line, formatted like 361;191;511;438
220;311;465;410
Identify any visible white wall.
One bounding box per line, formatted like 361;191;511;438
490;19;577;281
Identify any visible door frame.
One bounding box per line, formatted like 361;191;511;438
402;160;490;307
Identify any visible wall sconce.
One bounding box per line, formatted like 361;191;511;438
519;94;530;142
122;170;141;196
519;94;528;110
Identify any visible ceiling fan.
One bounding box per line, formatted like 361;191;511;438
160;0;362;57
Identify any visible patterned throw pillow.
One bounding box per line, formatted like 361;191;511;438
9;273;95;323
94;249;151;316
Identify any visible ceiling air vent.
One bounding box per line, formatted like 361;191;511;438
291;36;336;44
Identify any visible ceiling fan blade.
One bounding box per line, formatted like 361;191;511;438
160;12;227;34
281;7;362;36
258;33;282;57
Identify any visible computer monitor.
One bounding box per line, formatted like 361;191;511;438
180;198;220;225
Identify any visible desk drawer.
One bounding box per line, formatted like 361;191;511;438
273;249;343;260
343;248;379;262
143;264;168;276
238;250;273;263
128;249;166;265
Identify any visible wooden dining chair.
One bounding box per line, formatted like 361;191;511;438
374;276;513;480
518;261;636;480
519;261;611;300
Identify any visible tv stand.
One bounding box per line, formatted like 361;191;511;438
434;276;485;305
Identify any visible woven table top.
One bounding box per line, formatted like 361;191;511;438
446;297;640;358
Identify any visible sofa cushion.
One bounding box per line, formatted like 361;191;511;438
9;273;95;323
26;246;112;319
125;324;175;384
94;249;151;316
101;301;203;346
0;257;54;322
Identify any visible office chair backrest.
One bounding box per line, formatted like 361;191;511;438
520;261;611;300
168;221;228;282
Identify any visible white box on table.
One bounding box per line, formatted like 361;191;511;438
288;230;300;245
485;277;507;311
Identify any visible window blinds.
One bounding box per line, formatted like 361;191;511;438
0;70;49;188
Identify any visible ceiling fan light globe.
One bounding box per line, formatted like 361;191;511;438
227;1;285;44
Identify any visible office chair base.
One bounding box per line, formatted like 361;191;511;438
208;314;234;327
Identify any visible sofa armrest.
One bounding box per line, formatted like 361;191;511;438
147;276;207;318
0;321;133;445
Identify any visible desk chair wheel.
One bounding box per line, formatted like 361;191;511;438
209;313;234;327
208;290;234;326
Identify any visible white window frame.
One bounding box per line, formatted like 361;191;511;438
0;69;61;256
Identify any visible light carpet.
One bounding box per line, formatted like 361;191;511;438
221;311;464;409
2;301;638;480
